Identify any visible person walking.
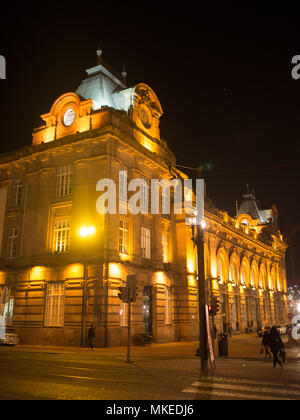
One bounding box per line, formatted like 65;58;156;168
88;324;96;350
213;323;217;339
227;322;233;338
269;326;284;368
261;329;271;359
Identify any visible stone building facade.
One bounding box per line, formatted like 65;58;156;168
0;52;288;346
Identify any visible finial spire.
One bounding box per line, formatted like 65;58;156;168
121;64;127;84
96;41;102;65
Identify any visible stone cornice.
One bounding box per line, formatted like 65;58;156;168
205;210;286;259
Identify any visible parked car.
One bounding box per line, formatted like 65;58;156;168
257;326;271;338
0;327;20;346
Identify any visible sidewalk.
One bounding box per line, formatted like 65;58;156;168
14;333;300;362
216;333;300;361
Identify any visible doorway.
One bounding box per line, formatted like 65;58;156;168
143;286;152;335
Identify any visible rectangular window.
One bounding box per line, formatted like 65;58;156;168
165;286;172;325
141;178;148;210
44;283;65;327
141;227;151;259
7;228;18;259
53;220;70;253
11;179;22;207
56;165;72;197
162;233;169;263
119;166;128;199
162;190;168;214
1;287;14;325
119;219;129;254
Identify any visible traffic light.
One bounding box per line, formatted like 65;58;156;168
208;304;214;315
212;296;219;315
118;287;129;303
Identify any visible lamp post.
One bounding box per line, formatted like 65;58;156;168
191;220;209;372
79;226;96;347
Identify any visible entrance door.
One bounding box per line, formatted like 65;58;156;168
255;297;262;329
0;287;14;325
143;286;152;335
233;295;238;328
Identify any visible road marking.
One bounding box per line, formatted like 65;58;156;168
183;376;300;400
192;376;300;392
63;366;99;372
49;374;99;381
182;387;290;400
47;374;138;384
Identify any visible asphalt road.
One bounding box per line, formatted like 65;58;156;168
0;334;300;400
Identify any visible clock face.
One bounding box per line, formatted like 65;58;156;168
63;108;76;127
139;105;152;129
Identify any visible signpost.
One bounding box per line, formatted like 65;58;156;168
193;224;209;372
118;275;137;363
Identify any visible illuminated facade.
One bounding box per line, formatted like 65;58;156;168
0;52;288;346
181;190;288;339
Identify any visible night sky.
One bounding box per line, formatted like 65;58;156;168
1;6;300;283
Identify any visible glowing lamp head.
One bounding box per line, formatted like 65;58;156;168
79;226;96;238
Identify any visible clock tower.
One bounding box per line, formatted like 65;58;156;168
33;50;169;160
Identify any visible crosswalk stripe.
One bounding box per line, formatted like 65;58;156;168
183;376;300;400
182;387;291;400
192;378;300;395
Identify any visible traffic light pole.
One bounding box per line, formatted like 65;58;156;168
126;300;132;363
81;256;88;347
195;224;209;372
118;276;136;363
211;312;215;354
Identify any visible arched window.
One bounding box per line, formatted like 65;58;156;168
240;262;248;286
217;254;226;284
259;265;268;289
230;261;238;285
250;266;258;288
271;269;277;291
259;270;265;288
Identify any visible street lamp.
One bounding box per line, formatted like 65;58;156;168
79;226;96;238
191;219;209;372
79;226;96;347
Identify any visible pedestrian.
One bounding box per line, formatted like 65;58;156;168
269;326;284;368
236;320;239;332
88;324;95;350
261;329;271;359
227;322;233;338
250;320;253;332
213;323;217;339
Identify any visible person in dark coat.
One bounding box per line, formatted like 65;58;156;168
227;323;233;338
88;324;96;350
269;326;284;368
261;330;271;359
213;323;217;339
